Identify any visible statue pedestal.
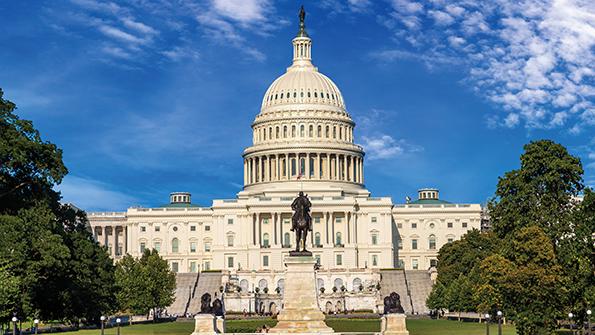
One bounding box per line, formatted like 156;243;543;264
380;314;409;335
191;314;220;335
269;256;333;334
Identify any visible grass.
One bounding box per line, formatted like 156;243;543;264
55;318;522;335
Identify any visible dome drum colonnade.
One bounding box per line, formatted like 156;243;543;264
243;15;365;189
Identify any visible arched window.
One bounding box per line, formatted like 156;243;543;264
335;232;342;246
269;127;272;140
301;91;304;98
315;232;321;246
314;91;318;98
171;238;179;253
284;232;290;246
263;128;266;140
293;92;297;98
283;126;287;138
276;126;279;139
371;232;378;245
277;279;285;293
333;126;337;139
334;278;343;290
263;233;270;247
307;91;311;98
240;279;249;292
325;126;330;138
429;235;436;250
339;127;342;140
300;125;305;137
227;235;234;247
292;125;296;137
353;278;362;291
309;125;313;137
317;125;322;137
258;279;268;289
317;278;325;290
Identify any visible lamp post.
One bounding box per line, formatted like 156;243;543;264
484;314;490;335
496;311;503;335
11;316;17;335
100;316;106;335
33;319;39;335
568;313;574;335
587;309;592;335
116;318;121;335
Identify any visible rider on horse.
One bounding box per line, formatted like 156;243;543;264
290;191;312;252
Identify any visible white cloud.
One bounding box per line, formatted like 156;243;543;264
58;175;138;211
375;0;595;132
361;134;422;160
122;17;158;35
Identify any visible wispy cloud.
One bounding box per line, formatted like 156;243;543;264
373;0;595;132
362;135;422;160
58;175;138;211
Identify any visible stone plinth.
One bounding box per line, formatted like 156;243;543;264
380;314;409;335
191;314;219;335
269;256;334;334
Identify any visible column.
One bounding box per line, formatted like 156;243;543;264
325;212;329;244
345;211;350;244
275;154;280;181
306;153;311;179
103;226;108;247
257;213;261;246
326;154;330;180
335;155;340;180
315;153;320;179
274;213;278;245
286;154;290;180
125;226;128;254
251;158;256;184
331;213;335;245
252;214;256;246
112;226;117;257
264;156;269;182
360;157;364;183
348;156;353;182
280;214;284;246
343;154;348;181
244;160;247;185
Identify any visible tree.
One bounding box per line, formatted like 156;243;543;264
115;250;175;318
0;261;20;321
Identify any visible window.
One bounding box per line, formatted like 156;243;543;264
371;217;377;223
429;223;435;229
154;241;161;252
190;261;197;273
314;217;321;223
204;261;211;271
227;256;234;268
155;225;160;232
371;233;378;245
227;235;234;247
447;222;453;228
398;239;403;250
228;218;234;225
284;232;290;246
411;223;417;229
397;223;402;229
315;255;321;265
190;225;196;232
172;262;179;273
263;233;270;247
263;255;269;267
205;225;211;231
309;125;313;137
412;239;418;250
462;222;468;228
314;233;321;246
372;254;378;266
412;259;419;270
291;158;296;176
300;125;305;137
171;238;179;253
317;125;322;137
173;226;178;232
292;125;296;137
204;241;211;252
325;126;329;137
190;242;197;253
429;235;436;250
333;126;336;138
140;226;146;232
447;238;454;243
336;254;343;266
335;232;342;246
398;259;405;268
283;126;287;138
263;218;269;225
140;242;146;253
336;217;342;223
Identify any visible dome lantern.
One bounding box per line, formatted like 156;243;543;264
292;6;313;68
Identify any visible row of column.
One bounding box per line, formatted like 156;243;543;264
253;123;353;144
249;211;358;248
94;225;128;258
244;153;363;185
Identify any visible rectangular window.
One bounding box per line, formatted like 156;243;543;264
462;222;468;228
336;217;342;223
372;254;378;266
372;234;378;245
205;242;211;252
397;222;402;229
140;226;146;232
155;225;160;232
263;218;269;225
371;217;377;223
228;218;234;225
190;242;197;253
412;239;418;250
412;259;419;270
429;238;436;250
227;256;234;268
398;259;404;268
263;255;269;267
291;159;296;176
204;261;211;271
447;238;454;243
227;236;234;247
154;242;161;252
205;225;211;231
190;261;197;273
314;217;321;223
411;223;417;229
140;243;146;253
398;240;403;250
172;262;179;273
190;225;196;232
315;255;321;265
336;254;343;266
447;222;453;228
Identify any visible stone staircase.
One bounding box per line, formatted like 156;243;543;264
187;271;224;314
404;270;433;315
379;269;413;315
168;273;200;316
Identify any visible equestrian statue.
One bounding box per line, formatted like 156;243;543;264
290;191;312;255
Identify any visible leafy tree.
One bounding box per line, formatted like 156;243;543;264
0;261;20;321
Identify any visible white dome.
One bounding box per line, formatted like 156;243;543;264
261;68;345;111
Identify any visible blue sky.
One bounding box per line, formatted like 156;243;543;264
1;0;594;211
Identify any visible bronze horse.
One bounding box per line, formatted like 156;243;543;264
291;191;312;253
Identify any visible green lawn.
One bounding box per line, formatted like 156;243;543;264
54;318;521;335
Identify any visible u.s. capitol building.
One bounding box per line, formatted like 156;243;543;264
88;13;482;315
